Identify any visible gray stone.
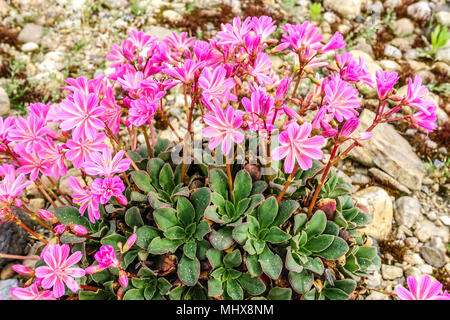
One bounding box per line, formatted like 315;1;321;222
353;187;393;241
18;23;43;44
0;86;9;117
436;46;450;65
436;11;450;26
432;62;450;79
162;10;182;23
0;279;18;300
393;18;415;37
368;168;411;194
21;42;39;52
323;0;362;20
341;109;426;190
379;59;401;72
407;1;431;21
384;45;402;59
0;210;32;267
440;216;450;226
351;173;371;185
147;26;173;39
414;220;449;243
420;246;446;268
381;264;403;280
394;196;421;228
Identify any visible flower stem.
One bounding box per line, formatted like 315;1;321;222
48;177;73;206
142;126;154;158
225;155;234;203
19;205;54;231
36;183;57;209
277;163;299;203
0;253;40;260
12;216;48;245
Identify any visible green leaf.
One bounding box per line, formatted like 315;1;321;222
178;254;200;286
223;249;242;268
209;227;234;250
144;286;156;300
316;237;349;260
259;246;282;280
79;289;114;300
54;206;91;230
267;287;292;300
208;278;223;297
265;226;291;243
130;191;148;203
194;220;211;240
323;287;350;300
177;197;195;227
304;210;327;237
101;234;126;251
123;288;145;300
125;207;144;228
190;188;211;222
251;180;268;195
206;249;223;269
148;237;183;254
304;257;324;274
333;279;357;294
131;171;153;193
289;269;313;294
232;223;249;245
304;234;334;252
285;248;303;273
154;138;170;156
136;226;160;249
157;277;172;295
153;208;180;231
147;158;164;189
226;279;243;300
163;226;186;240
209;169;229;200
257;197;278;228
233;170;252;204
238;273;266;295
245;254;262;277
272;200;299;227
294;214;307;234
183;241;197;260
159;164;175;193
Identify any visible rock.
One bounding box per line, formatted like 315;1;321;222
404;49;419;60
403;252;424;266
367;269;382;288
0;263;15;280
381;264;403;280
342;109;426;191
162;10;182;23
436;106;449;125
17;23;43;44
353;187;393;241
379;59;401;72
29;198;45;211
384;44;402;59
405;237;419;248
351;173;371;185
414;220;449;243
323;12;339;25
0;279;18;300
0;210;32;267
417;264;433;275
436;46;450;64
394;196;421;228
21;42;39;52
420;246;446;268
0;86;9;117
337;24;351;35
0;0;7;17
440;216;450;226
404;266;422;278
59;168;83;195
368;1;383;15
323;0;362;20
384;0;401;10
393;18;415;37
147;26;173;39
436;11;450;26
416;69;435;83
365;291;392;300
407;1;431;21
103;0;128;8
432;62;450;79
368;168;411;194
406;60;428;72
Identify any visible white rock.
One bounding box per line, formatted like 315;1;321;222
0;87;9;117
414;220;449;243
436;11;450;26
18;23;43;44
384;45;402;59
440;216;450;226
381;264;403;280
379;59;401;72
417;264;433;275
407;1;431;21
21;42;39;52
392;18;415;37
384;0;401;10
323;0;362;20
394;196;421;229
162;9;182;23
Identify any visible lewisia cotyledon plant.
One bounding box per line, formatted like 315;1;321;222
0;15;441;301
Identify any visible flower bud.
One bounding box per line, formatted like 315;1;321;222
12;264;34;276
123;233;137;253
70;224;88;236
119;270;128;288
53;224;66;234
38;210;58;224
85;265;102;274
340;117;359;138
115;195;128;206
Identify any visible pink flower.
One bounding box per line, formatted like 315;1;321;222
10;283;55;300
12;264;34;276
38;209;57;223
127;29;155;51
376;70;399;100
411;102;437;132
242;87;276;131
395;275;450;300
321;32;346;52
128;98;157;127
69;224;88;236
199;66;236;104
272;122;325;173
28;102;51;122
38;138;67;180
65;132;108;169
251;16;276;40
94;245;119;269
16;151;51;181
163;59;206;84
53;224;66;234
202;103;244;155
83;148;131;177
101;87;122;134
275;77;291;106
0;117;14;151
0;171;31;205
123;233;137;252
91;176;125;204
217;16;253;45
8;115;49;153
165;32;195;54
35;244;85;298
250;53;274;85
68;176;100;223
323;73;360;122
119;270;128;288
403;76;433;114
340;117;360;137
281;22;323;52
58;90;105;141
335;52;374;88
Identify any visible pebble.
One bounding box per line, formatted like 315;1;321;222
440;216;450;226
0;87;10;117
21;42;39;52
0;263;15;280
394;196;421;228
405;237;419;248
407;1;431;21
18;23;43;44
392;18;415;37
384;45;402;59
381;264;403;280
0;279;18;300
420;246;446;268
